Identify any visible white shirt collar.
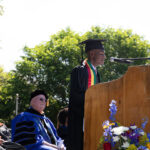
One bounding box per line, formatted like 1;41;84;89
91;64;97;74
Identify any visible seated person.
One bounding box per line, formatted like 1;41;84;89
0;123;11;142
0;136;4;150
57;107;68;147
11;90;65;150
0;124;25;150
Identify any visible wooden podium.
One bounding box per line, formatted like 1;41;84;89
84;65;150;150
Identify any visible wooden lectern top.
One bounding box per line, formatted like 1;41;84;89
84;65;150;150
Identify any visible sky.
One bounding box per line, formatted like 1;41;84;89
0;0;150;72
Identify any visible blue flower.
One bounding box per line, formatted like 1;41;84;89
100;100;150;150
138;145;148;150
109;100;117;121
141;118;148;129
102;120;113;142
147;133;150;142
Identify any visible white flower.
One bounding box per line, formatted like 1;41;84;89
132;133;135;136
113;136;120;142
111;99;116;103
103;120;110;126
111;126;129;135
139;131;145;135
121;142;130;148
130;125;137;130
121;135;128;141
109;100;116;106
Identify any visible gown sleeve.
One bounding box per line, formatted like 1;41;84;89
11;113;44;150
69;65;88;116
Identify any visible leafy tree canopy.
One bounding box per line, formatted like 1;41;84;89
0;0;4;16
2;26;150;124
0;66;14;124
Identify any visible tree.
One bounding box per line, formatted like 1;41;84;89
7;28;82;124
0;0;4;16
84;26;150;81
4;27;150;125
0;66;14;125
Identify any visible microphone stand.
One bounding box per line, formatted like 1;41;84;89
110;57;150;64
118;57;150;61
110;57;133;64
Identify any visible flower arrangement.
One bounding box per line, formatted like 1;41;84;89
98;100;150;150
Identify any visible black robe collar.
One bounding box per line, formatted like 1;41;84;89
26;107;45;116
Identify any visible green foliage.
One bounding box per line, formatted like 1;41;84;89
97;136;105;150
6;28;82;125
0;66;14;126
0;66;11;101
85;26;150;82
139;133;149;146
126;144;137;150
1;26;150;126
0;0;4;16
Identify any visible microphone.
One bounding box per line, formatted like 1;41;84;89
110;57;133;64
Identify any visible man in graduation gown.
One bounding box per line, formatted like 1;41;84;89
11;90;65;150
68;39;106;150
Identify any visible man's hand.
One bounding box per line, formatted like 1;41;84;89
43;141;66;150
57;140;66;150
58;144;65;150
0;136;5;145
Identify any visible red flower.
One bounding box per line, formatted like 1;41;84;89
103;142;111;150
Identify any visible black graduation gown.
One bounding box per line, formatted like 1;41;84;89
67;64;100;150
57;125;68;147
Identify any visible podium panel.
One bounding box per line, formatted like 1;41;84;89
84;65;150;150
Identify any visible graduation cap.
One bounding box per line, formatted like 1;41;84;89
79;39;105;63
30;90;48;101
80;39;105;52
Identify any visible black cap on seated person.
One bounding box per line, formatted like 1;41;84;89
80;39;105;52
30;90;48;101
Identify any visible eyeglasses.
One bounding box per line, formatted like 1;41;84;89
39;98;47;102
99;53;105;56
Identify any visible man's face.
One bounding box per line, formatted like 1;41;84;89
30;94;47;113
92;49;106;67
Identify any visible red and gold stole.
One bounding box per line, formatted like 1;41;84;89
83;59;97;88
